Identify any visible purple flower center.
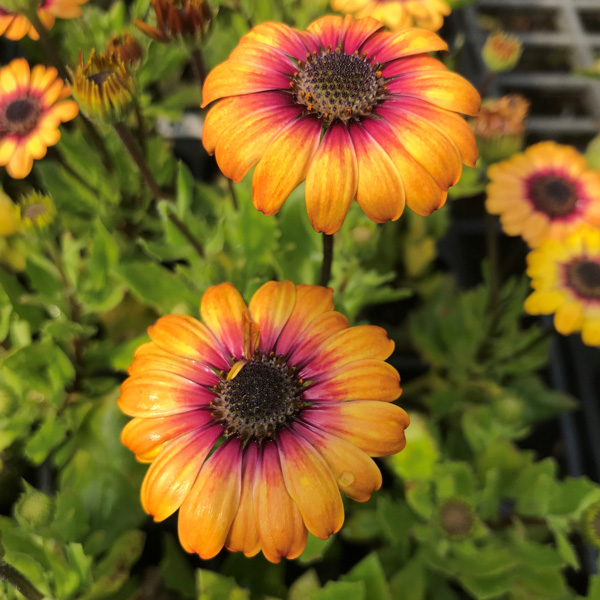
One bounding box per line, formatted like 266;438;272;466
527;174;578;219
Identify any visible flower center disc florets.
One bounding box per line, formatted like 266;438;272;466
1;97;41;136
528;174;578;218
566;259;600;301
211;352;305;442
293;49;386;124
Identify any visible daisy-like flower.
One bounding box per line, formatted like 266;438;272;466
331;0;451;32
525;226;600;346
118;281;409;562
0;59;78;179
0;0;86;41
202;16;480;234
19;191;55;229
72;50;134;122
486;142;600;247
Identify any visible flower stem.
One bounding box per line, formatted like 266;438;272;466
26;9;70;82
190;46;206;89
228;179;239;211
319;233;334;287
27;9;115;173
113;121;205;258
113;121;162;199
0;561;44;600
168;213;205;257
478;70;495;98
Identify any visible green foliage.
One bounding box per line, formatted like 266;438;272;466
0;1;597;600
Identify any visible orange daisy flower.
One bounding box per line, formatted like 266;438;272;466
486;142;600;248
0;0;86;41
118;281;409;563
202;16;480;234
0;59;79;179
332;0;451;32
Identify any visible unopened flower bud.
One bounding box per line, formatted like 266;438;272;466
482;31;522;73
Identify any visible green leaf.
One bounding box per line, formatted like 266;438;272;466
312;581;365;600
196;569;250;600
115;261;197;313
297;533;334;565
389;556;426;600
24;414;68;465
176;161;195;219
160;534;195;598
387;413;439;481
342;553;391;600
289;570;321;600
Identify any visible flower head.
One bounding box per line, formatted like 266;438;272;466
581;501;600;548
72;50;134;122
202;16;480;234
107;32;144;65
471;94;529;163
0;192;21;236
486;142;600;247
0;59;78;179
525;226;600;346
437;498;475;540
19;191;55;229
0;0;86;41
482;31;522;72
118;281;409;562
134;0;211;44
332;0;451;32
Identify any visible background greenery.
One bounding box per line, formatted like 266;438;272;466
1;0;600;598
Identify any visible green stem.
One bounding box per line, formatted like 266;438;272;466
190;46;206;89
113;121;205;258
228;179;239;211
0;561;44;600
319;233;334;287
478;70;495;98
113;121;162;199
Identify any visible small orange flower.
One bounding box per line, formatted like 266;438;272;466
486;142;600;247
0;59;78;179
134;0;211;44
332;0;451;32
0;0;86;41
118;281;409;563
106;32;144;65
202;16;480;234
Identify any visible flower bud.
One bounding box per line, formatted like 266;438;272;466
437;498;475;540
72;50;135;123
482;31;523;73
107;32;144;65
15;482;54;528
471;95;529;164
19;192;55;230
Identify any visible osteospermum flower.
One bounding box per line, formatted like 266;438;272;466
525;226;600;346
332;0;451;32
0;0;86;41
0;59;78;179
72;50;134;122
202;16;480;234
118;281;409;562
486;142;600;247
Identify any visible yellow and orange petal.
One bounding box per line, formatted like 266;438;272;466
0;0;86;41
72;50;134;123
118;281;409;562
525;225;600;347
486;142;600;248
332;0;451;32
0;58;78;179
202;16;480;234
